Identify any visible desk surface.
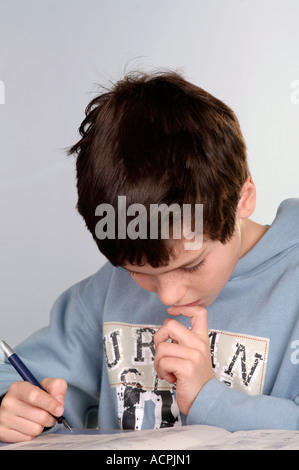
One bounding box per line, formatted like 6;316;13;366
1;425;299;450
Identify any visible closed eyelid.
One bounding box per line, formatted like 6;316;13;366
182;258;206;272
126;269;139;276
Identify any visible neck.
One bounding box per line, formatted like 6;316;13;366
239;218;268;258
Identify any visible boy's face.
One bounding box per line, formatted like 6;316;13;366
123;224;242;308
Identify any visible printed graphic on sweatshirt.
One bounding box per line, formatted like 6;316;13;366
103;322;269;430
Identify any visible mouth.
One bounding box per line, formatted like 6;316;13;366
173;298;202;307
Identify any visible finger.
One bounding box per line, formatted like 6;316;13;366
167;305;208;335
155;341;196;362
154;318;192;346
155;342;196;377
9;381;64;418
157;356;190;384
155;353;177;384
7;414;45;438
0;403;46;439
3;393;56;428
17;403;56;428
0;427;35;443
155;316;206;348
41;378;67;409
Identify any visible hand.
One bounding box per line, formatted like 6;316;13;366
154;306;213;415
0;377;67;443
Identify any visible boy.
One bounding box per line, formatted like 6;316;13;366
1;71;299;443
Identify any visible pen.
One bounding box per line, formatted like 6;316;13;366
0;340;72;431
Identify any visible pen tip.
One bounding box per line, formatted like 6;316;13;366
63;419;73;432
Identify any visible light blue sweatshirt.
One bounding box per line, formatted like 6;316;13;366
1;199;299;432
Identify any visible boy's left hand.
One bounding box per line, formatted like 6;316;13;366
154;305;213;415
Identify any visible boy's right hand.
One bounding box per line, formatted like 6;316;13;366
0;377;67;443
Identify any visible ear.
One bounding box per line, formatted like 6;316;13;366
237;177;256;219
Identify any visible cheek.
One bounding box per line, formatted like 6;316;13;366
205;245;239;288
130;275;157;293
216;247;239;282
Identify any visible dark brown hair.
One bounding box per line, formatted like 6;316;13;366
68;70;250;267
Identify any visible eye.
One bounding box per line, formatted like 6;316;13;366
183;258;206;273
126;269;143;277
128;271;138;276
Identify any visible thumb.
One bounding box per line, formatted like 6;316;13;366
40;377;67;407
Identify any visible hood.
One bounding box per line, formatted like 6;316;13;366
231;198;299;280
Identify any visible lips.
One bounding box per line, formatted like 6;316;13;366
173;298;202;307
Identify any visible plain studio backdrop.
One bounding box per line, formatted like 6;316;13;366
0;0;299;347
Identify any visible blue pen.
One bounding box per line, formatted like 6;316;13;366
0;340;72;431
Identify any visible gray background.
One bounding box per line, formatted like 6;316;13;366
0;0;299;347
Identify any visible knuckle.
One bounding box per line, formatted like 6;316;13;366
0;428;12;443
157;341;170;356
42;377;67;396
40;377;53;390
193;348;203;361
31;422;44;436
54;378;67;390
162;318;177;337
193;349;207;368
156;357;166;373
1;394;14;412
0;409;8;426
38;408;51;424
8;381;21;395
21;434;36;442
153;331;160;347
165;318;176;329
46;414;57;428
27;388;41;405
183;360;196;376
40;409;56;428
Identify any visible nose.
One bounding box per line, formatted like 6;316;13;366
155;273;187;306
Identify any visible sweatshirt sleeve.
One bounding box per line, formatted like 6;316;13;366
187;299;299;431
187;378;299;431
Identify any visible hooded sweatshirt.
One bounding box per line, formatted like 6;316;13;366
1;199;299;432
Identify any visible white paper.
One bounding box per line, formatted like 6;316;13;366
1;425;299;450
